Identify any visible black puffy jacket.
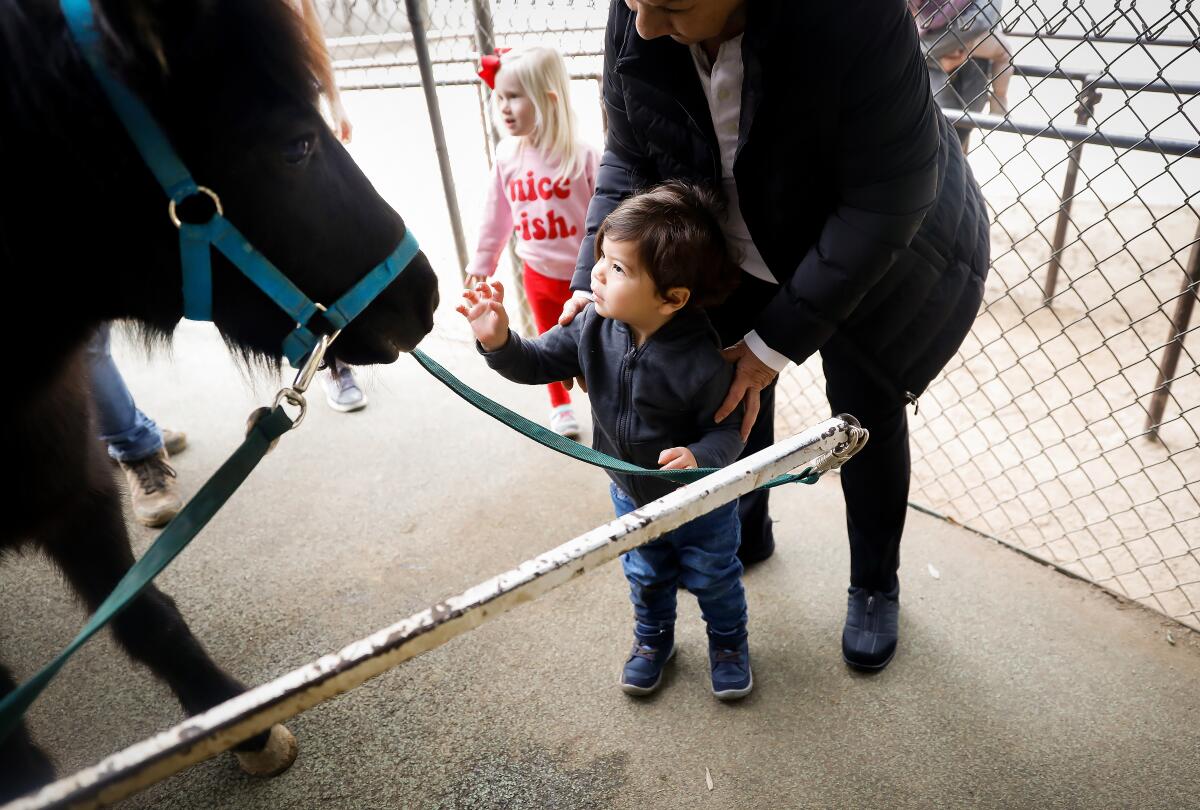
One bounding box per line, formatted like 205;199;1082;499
572;0;990;400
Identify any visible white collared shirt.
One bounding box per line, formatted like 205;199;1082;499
690;36;791;373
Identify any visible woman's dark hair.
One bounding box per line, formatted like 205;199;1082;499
594;181;741;308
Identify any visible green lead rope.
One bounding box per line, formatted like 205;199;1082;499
0;407;295;746
410;349;819;491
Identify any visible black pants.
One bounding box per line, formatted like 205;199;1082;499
710;276;909;591
733;346;909;591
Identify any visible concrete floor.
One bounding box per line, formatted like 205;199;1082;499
3;323;1199;809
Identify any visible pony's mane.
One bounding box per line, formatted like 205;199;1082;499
120;320;285;386
199;0;330;109
99;0;327;113
0;1;327;121
0;1;73;129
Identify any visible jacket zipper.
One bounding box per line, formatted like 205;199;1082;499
616;336;643;460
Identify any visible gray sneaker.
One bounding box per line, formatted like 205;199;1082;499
322;362;368;413
119;448;183;528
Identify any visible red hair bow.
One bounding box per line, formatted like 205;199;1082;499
477;47;511;89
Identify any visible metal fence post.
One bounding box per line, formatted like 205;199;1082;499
1043;83;1102;305
471;0;499;164
404;0;470;280
469;0;533;336
1145;222;1200;438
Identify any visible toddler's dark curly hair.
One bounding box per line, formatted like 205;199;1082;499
595;181;741;309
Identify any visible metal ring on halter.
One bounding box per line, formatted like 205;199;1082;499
168;186;223;229
272;388;308;430
296;302;328;331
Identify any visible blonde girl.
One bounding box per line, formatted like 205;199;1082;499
466;46;599;439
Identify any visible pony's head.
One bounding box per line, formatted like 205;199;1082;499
93;0;438;365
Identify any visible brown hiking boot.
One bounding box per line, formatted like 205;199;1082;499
119;448;183;528
161;428;188;457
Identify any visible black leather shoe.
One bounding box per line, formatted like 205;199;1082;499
842;584;900;671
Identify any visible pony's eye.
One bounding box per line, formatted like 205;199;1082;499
283;135;314;165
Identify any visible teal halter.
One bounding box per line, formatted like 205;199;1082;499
60;0;420;366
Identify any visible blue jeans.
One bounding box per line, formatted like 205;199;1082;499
85;324;163;463
611;483;748;642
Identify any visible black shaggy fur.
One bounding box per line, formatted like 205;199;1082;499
0;0;438;799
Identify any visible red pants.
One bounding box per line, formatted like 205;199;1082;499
522;262;572;408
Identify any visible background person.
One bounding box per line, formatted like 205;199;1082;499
466;46;600;439
911;0;1012;152
86;324;187;528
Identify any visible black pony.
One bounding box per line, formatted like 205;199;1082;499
0;0;439;799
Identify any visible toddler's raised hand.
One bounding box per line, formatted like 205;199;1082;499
658;447;698;471
456;281;510;352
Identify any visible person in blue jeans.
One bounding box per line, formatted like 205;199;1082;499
458;182;753;699
86;323;187;528
610;482;747;698
910;0;1012;152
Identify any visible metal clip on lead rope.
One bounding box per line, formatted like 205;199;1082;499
247;331;338;444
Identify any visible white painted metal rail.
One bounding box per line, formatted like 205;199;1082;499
6;416;866;809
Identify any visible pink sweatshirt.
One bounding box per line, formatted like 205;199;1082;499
467;139;600;281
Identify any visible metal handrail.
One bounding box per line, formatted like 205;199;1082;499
944;108;1200;157
1005;29;1198;48
1011;64;1200;96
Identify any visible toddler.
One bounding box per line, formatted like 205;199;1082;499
458;182;754;700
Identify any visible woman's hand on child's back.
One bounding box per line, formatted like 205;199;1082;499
658;447;698;470
557;294;591;393
716;341;780;443
456;282;511;352
557;294;590;328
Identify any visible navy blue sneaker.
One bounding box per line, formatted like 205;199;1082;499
708;637;753;700
620;632;675;695
842;584;900;671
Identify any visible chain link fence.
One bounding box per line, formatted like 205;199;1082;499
318;0;1199;631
